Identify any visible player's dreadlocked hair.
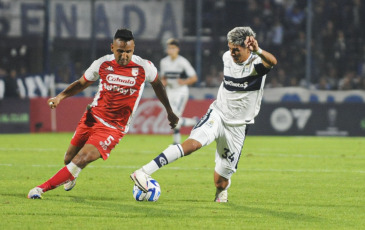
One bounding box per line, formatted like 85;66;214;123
227;27;256;47
114;28;134;41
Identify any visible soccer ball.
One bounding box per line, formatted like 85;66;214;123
145;179;161;201
132;184;147;201
132;178;161;202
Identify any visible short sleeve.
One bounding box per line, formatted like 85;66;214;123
253;55;272;75
181;58;196;77
84;58;104;81
144;60;158;82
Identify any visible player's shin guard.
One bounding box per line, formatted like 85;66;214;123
38;162;81;192
142;144;184;175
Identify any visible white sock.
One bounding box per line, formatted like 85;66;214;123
173;130;181;144
142;144;184;175
66;162;82;178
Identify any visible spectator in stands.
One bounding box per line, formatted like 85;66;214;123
359;77;365;90
324;65;339;90
321;21;336;63
265;76;283;88
268;18;284;54
338;71;357;90
4;69;20;98
333;30;347;75
316;77;331;90
205;66;223;88
276;67;288;87
252;16;268;45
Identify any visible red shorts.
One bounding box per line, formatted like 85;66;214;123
71;110;124;160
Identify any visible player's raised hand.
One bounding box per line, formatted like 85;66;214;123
167;111;179;129
47;97;60;109
245;36;259;52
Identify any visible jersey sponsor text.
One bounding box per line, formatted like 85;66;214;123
106;74;136;86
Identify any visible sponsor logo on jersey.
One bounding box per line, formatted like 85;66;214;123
132;68;139;76
130;89;137;95
103;83;137;95
106;66;114;72
106;74;136;86
224;79;248;89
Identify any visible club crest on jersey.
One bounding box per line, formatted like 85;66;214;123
106;74;136;86
132;68;139;76
244;65;250;72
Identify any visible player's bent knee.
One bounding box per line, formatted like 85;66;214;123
182;139;202;156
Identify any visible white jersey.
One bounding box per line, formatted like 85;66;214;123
211;51;272;125
160;55;196;94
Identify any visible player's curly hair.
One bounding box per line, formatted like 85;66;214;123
227;27;256;47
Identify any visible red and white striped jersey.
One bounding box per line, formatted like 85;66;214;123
83;54;158;133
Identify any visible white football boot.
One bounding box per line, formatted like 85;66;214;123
28;187;44;199
214;189;228;203
130;169;151;192
64;178;77;191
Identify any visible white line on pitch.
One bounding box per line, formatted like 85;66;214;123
0;147;60;152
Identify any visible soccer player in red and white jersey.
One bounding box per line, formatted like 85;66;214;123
28;28;179;199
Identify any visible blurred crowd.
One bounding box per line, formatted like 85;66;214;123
1;0;365;99
201;0;365;90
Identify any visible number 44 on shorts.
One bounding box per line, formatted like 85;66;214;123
100;135;115;150
222;148;235;162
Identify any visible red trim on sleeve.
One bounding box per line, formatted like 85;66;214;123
83;74;92;82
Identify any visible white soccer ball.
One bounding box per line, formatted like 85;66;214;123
132;178;161;202
145;179;161;202
133;184;147;201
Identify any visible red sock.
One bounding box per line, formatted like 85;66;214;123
38;166;75;192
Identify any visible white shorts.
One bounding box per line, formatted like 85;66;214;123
166;88;189;117
188;109;248;179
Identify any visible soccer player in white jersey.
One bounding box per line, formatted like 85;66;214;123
131;27;277;202
160;38;198;144
27;28;179;199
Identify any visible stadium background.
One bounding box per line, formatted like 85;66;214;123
0;0;364;136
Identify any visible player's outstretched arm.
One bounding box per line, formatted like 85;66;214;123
48;76;94;109
150;78;179;129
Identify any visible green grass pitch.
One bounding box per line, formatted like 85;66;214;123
0;133;364;229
